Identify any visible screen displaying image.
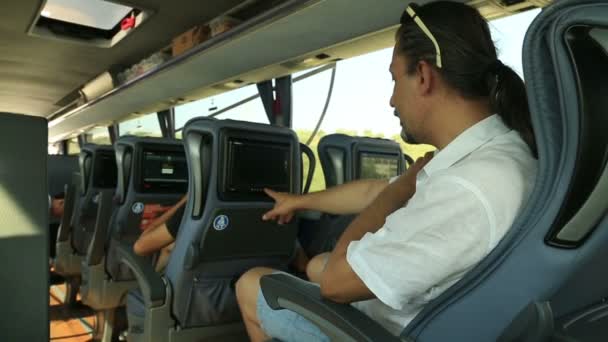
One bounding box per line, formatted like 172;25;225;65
359;152;399;180
226;138;291;195
140;149;188;193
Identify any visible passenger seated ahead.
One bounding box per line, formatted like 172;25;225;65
234;2;539;341
133;195;187;272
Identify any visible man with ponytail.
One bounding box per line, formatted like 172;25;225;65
235;2;538;341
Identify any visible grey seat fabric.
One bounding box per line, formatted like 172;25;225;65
169;118;301;327
79;137;188;315
71;144;117;256
48;155;79;258
105;137;187;281
259;1;608;341
124;118;301;340
317;133;406;188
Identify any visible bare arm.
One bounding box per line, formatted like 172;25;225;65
141;195;187;234
263;179;389;224
133;223;174;256
134;195;187;254
301;179;390;214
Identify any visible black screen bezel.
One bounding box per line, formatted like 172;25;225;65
218;129;295;202
136;143;188;194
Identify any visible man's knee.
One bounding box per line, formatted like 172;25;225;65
236;267;274;304
133;239;144;256
306;252;330;283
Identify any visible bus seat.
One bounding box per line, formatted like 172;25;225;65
80;137;188;340
81;137;188;311
317;133;406;188
71;144;117;258
260;1;608;341
48;155;79;259
53;174;80;277
47;155;79;207
299;134;407;259
54;145;116;306
118;118;301;342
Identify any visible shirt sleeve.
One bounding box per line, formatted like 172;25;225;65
346;176;492;310
166;205;185;239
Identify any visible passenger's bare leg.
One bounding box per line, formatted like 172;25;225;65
306;252;330;284
154;242;175;272
235;267;275;342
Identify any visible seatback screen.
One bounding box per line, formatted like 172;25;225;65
359;153;399;180
140;149;188;193
225;138;290;196
93;152;117;188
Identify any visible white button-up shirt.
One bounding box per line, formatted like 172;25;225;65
346;115;538;335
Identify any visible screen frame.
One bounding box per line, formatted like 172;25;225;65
135;143;188;194
218;128;296;202
91;150;118;189
353;141;403;181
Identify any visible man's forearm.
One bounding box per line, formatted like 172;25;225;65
298;179;388;215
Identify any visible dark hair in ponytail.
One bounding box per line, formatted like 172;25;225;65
397;1;537;158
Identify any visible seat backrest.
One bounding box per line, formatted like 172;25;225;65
166;117;300;328
402;1;608;340
301;134;406;256
71;144;117;255
47;155;78;224
317;133;406;188
105;137;188;280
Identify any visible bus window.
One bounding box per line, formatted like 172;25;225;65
119;112;162;137
85;126;112;145
68;138;80;155
292;66;336;192
174;84;268;135
489;9;541;79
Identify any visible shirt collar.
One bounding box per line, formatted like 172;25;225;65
421;114;511;177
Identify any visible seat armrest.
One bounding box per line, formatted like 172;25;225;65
116;240;166;307
85;189;114;265
260;273;404;342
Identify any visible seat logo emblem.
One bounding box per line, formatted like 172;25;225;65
213;215;229;231
132;202;144;214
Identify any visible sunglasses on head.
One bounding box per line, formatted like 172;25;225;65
401;4;442;68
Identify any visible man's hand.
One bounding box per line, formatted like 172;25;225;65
262;188;302;224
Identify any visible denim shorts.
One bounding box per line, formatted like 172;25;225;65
257;286;330;342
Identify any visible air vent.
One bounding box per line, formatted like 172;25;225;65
29;0;154;48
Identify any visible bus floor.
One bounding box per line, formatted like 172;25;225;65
50;282;95;341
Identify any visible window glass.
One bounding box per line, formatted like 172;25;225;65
489;9;542;79
68;138;80;155
174;84;268;131
85;126;112;145
119;112;162;137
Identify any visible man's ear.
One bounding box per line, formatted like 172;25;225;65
416;60;434;96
